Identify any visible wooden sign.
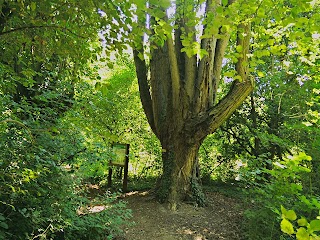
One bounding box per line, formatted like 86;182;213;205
108;143;129;192
110;143;127;166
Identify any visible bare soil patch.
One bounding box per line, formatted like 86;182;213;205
121;190;244;240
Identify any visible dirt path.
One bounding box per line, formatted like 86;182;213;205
121;191;244;240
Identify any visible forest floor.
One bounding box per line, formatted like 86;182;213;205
120;189;244;240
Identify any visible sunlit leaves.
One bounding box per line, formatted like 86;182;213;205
281;205;297;221
150;0;171;8
296;227;310;240
310;220;320;232
248;0;320;74
236;45;243;53
281;218;295;235
30;2;36;11
299;218;309;227
280;205;320;239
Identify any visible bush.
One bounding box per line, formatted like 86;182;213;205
0;115;132;239
280;206;320;240
241;152;320;240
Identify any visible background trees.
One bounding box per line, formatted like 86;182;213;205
0;1;133;239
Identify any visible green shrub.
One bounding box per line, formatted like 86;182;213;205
280;206;320;240
0;116;132;239
242;152;319;239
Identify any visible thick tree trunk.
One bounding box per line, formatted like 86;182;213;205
156;136;203;210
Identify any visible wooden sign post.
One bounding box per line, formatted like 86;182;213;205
107;143;129;192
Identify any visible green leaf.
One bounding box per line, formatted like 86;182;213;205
199;49;208;59
257;8;265;17
310;220;320;232
0;222;8;229
281;219;295;235
281;205;297;221
311;198;320;209
159;0;171;8
135;0;146;8
298;218;309;227
220;25;230;34
138;52;144;60
30;2;36;11
267;39;275;45
107;62;114;69
296;227;310;240
296;152;312;161
216;6;224;14
281;205;288;218
234;75;242;81
222;0;228;6
150;0;171;8
236;45;243;53
224;71;236;77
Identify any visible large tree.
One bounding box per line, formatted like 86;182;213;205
131;0;253;209
126;0;320;209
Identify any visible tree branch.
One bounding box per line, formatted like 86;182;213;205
220;126;255;156
236;22;251;81
0;25;87;38
208;79;254;129
188;78;254;141
194;0;232;112
133;49;157;136
193;0;216;114
150;44;172;140
211;34;231;102
189;17;253;141
167;36;181;110
181;3;197;104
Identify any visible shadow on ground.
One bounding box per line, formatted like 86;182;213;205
122;190;244;240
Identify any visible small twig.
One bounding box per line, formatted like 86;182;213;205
0;24;87;38
32;224;53;240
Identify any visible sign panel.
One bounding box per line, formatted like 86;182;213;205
110;143;127;166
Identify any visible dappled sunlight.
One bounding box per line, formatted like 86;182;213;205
177;226;232;239
177;227;212;239
77;204;111;215
124;191;243;239
124;190;149;197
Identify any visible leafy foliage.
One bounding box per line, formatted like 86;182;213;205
0;74;134;239
281;206;320;240
0;1;136;239
239;152;320;239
